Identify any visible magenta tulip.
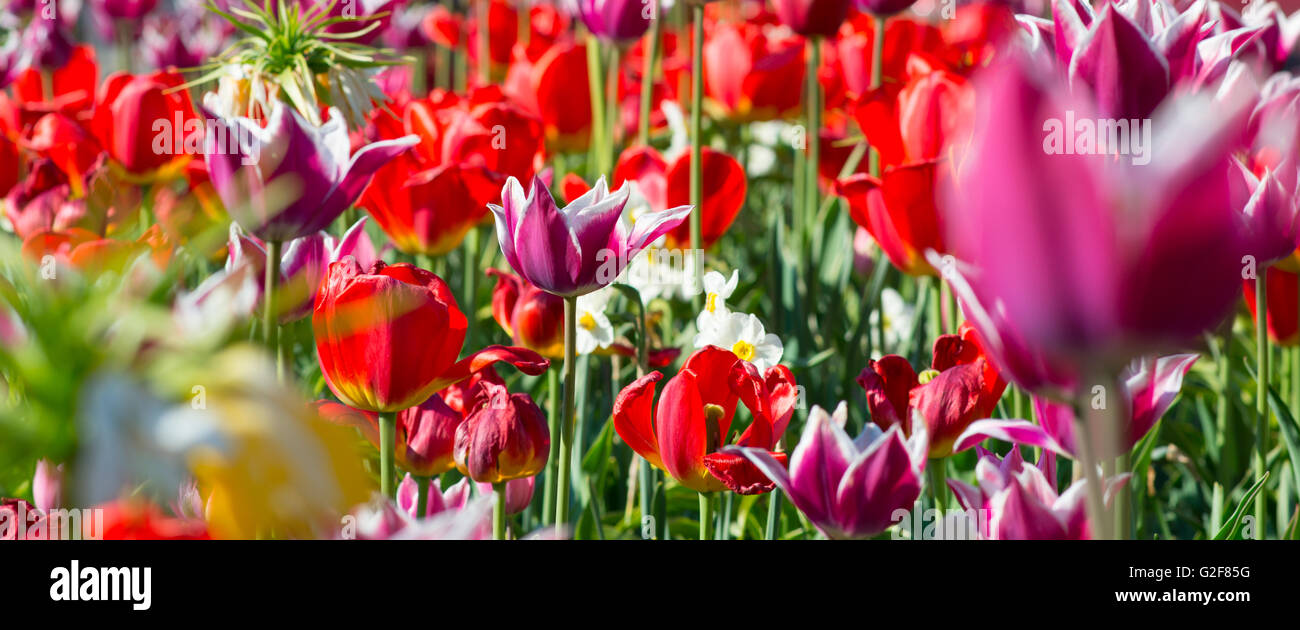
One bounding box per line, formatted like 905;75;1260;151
954;354;1199;460
948;446;1129;540
488;176;691;297
204;98;417;243
941;55;1255;383
728;402;927;539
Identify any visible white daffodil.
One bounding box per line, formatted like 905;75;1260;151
695;269;740;332
575;288;615;355
693;312;784;372
869;287;914;358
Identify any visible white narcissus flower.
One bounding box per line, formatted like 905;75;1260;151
575;288;615;355
870;288;914;358
695;269;739;332
693;312;784;372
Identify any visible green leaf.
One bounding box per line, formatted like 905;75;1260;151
1266;384;1300;495
1212;471;1269;540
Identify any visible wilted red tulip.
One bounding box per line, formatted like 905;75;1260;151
857;323;1006;457
453;382;550;484
613;346;798;494
313;258;549;413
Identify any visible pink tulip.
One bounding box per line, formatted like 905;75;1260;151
954;354;1198;460
33;459;64;513
489;176;691;298
941;54;1255;388
226;216;377;323
728;403;927;539
948;446;1129;540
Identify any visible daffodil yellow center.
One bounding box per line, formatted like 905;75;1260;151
732;340;756;362
706;292;719;313
579;313;597;330
918;368;941;385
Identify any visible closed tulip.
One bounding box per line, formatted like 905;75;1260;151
577;0;653;44
312;257;550;413
771;0;853;38
90;70;199;181
453;383;550;483
1245;266;1300;346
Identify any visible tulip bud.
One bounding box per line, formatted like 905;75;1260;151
33;459;64;513
453;388;550;483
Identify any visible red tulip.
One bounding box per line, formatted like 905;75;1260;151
22;224;172;274
487;267;566;358
504;39;592;154
1245;266;1300;346
90;70;200;181
359;151;489;256
26;113;102;196
313;258;550;413
703;19;805;122
453;381;550;483
857;322;1006;457
608;145;746;250
315;368;511;477
613;346;799;494
772;0;854;38
10;44;99;128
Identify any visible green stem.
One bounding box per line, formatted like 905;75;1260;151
586;37;608;178
415;475;430;519
805;37;822;242
639;458;652;538
264;240;282;381
1255;272;1270;538
765;490;782;540
1076;372;1114;540
698;492;713;540
638;3;662;146
869;15;885;175
928;459;946;511
463;226;480;349
379;412;396;499
477;0;490;83
689;3;704;314
607;47;621;157
927;275;941;349
493;482;507;540
555;296;579;527
542;366;561;526
1115;453;1132;539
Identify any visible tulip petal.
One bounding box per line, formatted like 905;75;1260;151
952;419;1066;456
612;371;665;470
